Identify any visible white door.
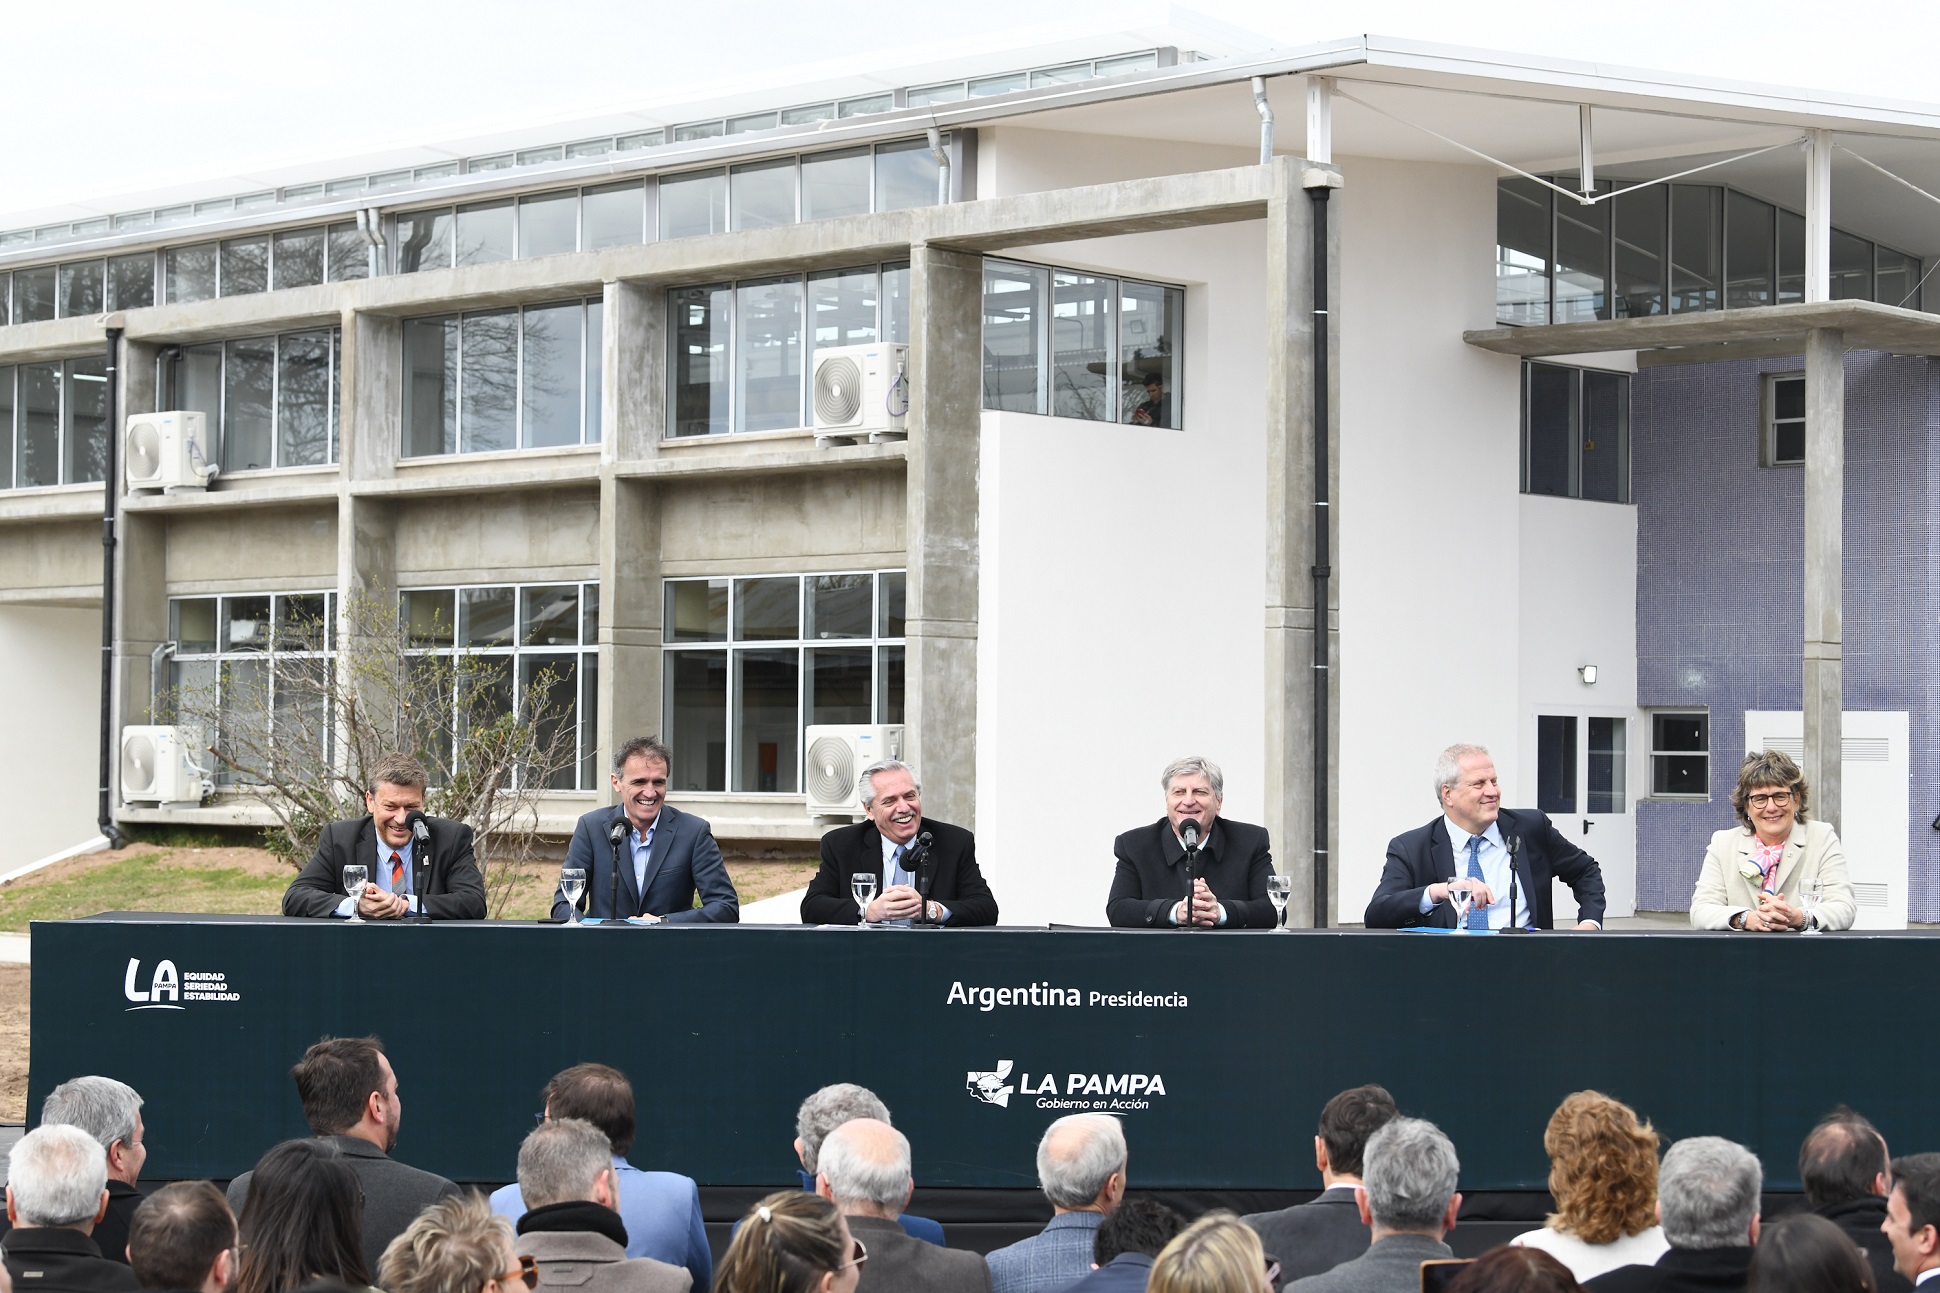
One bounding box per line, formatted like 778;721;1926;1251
1534;710;1636;921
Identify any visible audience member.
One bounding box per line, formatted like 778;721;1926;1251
489;1064;709;1291
1585;1137;1761;1293
126;1182;234;1293
0;1124;139;1293
1882;1153;1940;1288
1797;1108;1909;1293
510;1118;688;1293
1148;1213;1273;1293
790;1085;943;1245
379;1194;530;1293
1746;1214;1874;1293
986;1114;1128;1293
0;1079;148;1266
1063;1198;1186;1293
815;1119;989;1293
1510;1092;1668;1281
1447;1248;1582;1293
1246;1085;1398;1287
228;1037;457;1275
1285;1117;1461;1293
715;1192;861;1293
233;1140;369;1293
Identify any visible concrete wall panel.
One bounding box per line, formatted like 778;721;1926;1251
657;469;906;572
392;488;600;585
164;507;336;590
0;520;99;599
0;606;102;869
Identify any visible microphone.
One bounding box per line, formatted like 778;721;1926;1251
1503;834;1524;933
406;812;433;917
910;831;938;924
605;817;629;922
1179;819;1202;928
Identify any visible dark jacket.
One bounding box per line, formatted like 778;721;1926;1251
847;1216;990;1293
1108;816;1277;928
1;1227;141;1293
551;803;737;923
1814;1196;1912;1293
1245;1187;1372;1288
226;1134;459;1275
1285;1232;1452;1293
1061;1253;1157;1293
1365;808;1606;929
1586;1246;1754;1293
0;1180;140;1266
283;815;486;920
801;819;997;926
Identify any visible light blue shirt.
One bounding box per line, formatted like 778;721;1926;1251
877;833;949;925
334;834;419;916
1418;817;1526;928
629;819;658;899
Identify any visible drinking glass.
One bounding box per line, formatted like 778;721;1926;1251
559;866;587;926
1797;875;1824;935
342;864;368;923
1448;880;1474;933
1267;875;1292;928
851;873;880;925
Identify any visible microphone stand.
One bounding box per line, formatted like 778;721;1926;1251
407;813;433;921
1181;835;1202;931
1502;835;1524;933
607;818;627;925
909;832;937;926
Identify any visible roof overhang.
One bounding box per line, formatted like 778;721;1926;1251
1463;300;1940;362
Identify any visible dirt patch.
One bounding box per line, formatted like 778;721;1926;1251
0;964;28;1120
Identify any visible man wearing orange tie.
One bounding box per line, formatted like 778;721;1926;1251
282;752;486;920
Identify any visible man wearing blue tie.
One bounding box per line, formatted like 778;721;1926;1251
1365;743;1605;931
550;736;739;923
799;759;998;925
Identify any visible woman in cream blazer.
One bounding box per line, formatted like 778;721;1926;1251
1690;748;1855;931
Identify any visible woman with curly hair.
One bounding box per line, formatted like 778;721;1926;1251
1510;1092;1668;1281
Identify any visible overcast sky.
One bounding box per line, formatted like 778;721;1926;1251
5;0;1935;222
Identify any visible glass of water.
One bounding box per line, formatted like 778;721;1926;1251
1797;875;1824;934
851;873;879;925
559;866;587;926
342;864;368;923
1448;880;1474;933
1267;875;1292;928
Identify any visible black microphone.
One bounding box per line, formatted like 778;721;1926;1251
1179;819;1202;929
406;812;433;918
910;831;938;924
1503;835;1525;933
605;817;629;922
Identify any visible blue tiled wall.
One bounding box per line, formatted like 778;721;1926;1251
1632;349;1939;919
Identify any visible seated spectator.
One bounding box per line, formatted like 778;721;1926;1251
1064;1198;1187;1293
234;1140;370;1293
1797;1107;1909;1293
1448;1248;1583;1293
1510;1092;1669;1281
511;1118;688;1293
791;1085;944;1246
0;1078;148;1267
1246;1085;1397;1288
1746;1214;1874;1293
1148;1213;1274;1293
715;1192;861;1293
1881;1153;1940;1287
490;1064;709;1292
1585;1137;1761;1293
127;1182;235;1293
986;1114;1127;1293
380;1194;533;1293
815;1119;989;1293
0;1124;139;1293
1286;1118;1462;1293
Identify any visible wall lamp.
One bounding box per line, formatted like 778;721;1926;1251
1578;665;1598;685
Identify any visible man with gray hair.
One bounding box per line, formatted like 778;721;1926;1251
790;1085;944;1244
801;759;997;925
1286;1117;1460;1293
0;1079;145;1265
510;1118;690;1293
1366;743;1605;930
1586;1137;1761;1293
1;1124;139;1293
985;1114;1128;1293
1109;756;1278;927
815;1119;990;1292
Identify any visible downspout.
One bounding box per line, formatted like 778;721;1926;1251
1304;163;1341;926
357;207;386;277
926;126;951;204
1252;77;1275;164
97;326;127;849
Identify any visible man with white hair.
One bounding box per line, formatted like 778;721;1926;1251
1286;1117;1461;1293
0;1079;145;1265
800;759;997;925
790;1084;944;1244
1585;1138;1762;1293
816;1119;989;1292
511;1118;690;1293
0;1124;139;1293
1108;757;1278;928
985;1114;1128;1293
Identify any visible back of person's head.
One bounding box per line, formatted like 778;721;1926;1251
1657;1137;1761;1250
795;1084;890;1175
1096;1197;1185;1265
1891;1154;1940;1238
291;1036;387;1136
1445;1247;1582;1293
542;1063;636;1157
1543;1091;1661;1245
6;1123;107;1228
128;1181;236;1292
518;1117;613;1210
1748;1213;1876;1293
1148;1213;1266;1293
236;1138;368;1293
380;1193;512;1293
1363;1117;1460;1233
42;1077;143;1157
817;1119;910;1215
1318;1085;1398;1179
1038;1113;1129;1208
1799;1108;1888;1209
716;1191;852;1293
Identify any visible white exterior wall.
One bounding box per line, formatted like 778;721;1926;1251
0;605;103;870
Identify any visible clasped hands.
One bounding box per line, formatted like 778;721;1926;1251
1172;878;1222;927
866;884;925;923
1740;891;1807;932
353;883;411;920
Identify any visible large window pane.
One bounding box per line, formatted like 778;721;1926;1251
402;316;458;457
460;586;516;647
1652;712;1709;796
519;191;578;260
108;253;156;310
878;646;904;723
166;245;217;304
58;261;104;318
1877;247;1919;310
221;237;269;296
173;597;218;653
735;278;804;431
1581;370;1628;504
1554;186;1609;323
734;576;800;640
273;229;325;289
521;654;580;789
173;345;221;427
1670;185;1721;313
983;261;1045;413
730;159;798;231
17;364;59;487
1830;229;1873;301
582;182;644;251
402;589;456;646
1525;362;1573;498
579;652;599;789
671;285;730;437
883;262;910;345
878;571;905;637
12;266;55;323
277;331;332;467
803;148;870;221
1588;717;1627;814
456;200;515;267
808;267;878;369
1120;281;1181;427
733;649;798;792
1724;191;1774;310
666;579;729;643
1536;715;1578;814
1051;271;1112;420
660;170;727;240
665;651;727;792
521;302;582;448
808;573;872;639
461;311;518;452
223;595;272;651
875;139;940;211
1777;209;1805;305
222;338;275;472
328;222;370;281
521;585;580;646
808;647;872;726
1496;178;1551;325
218;659;269;785
1613;187;1665;318
396;209;452;273
63;359;109;484
585;299;603;444
0;367;12;490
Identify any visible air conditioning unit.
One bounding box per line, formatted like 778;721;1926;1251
125;412;216;493
120;726;213;808
805;724;906;816
811;344;909;445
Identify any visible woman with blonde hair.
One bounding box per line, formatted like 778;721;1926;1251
714;1191;862;1293
379;1193;535;1293
1690;749;1854;931
1510;1092;1668;1280
1149;1212;1276;1293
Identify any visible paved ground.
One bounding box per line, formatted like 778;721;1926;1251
0;933;27;964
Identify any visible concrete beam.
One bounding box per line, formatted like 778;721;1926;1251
344;310;401;483
598;474;662;794
1802;327;1843;830
1464;299;1940;359
605;281;663;464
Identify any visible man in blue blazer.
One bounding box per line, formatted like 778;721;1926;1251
1365;743;1604;930
550;736;738;923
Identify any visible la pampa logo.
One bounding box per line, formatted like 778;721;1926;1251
967;1060;1016;1107
124;958;241;1010
966;1059;1167;1112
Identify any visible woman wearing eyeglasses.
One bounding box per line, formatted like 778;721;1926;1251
1690;749;1854;931
380;1194;539;1293
714;1192;865;1293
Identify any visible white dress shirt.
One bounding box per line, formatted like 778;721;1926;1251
1418;817;1527;928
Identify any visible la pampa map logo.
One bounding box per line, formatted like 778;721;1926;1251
967;1060;1016;1107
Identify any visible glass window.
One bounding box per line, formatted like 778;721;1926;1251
1650;711;1709;797
666;651;728;792
1554;186;1609;323
878;645;905;723
517;146;563;166
222;337;275;472
273;229;325;289
58;261;104;318
838;95;892;118
970;71;1028;96
780;105;834;126
470;154;514;172
582;181;645;250
660;170;727;240
1764;373;1805;467
1670;185;1721;313
63;359;109;484
328;222;370;281
1524;361;1574;499
808;573;872;639
1536;715;1577;814
808;647;873;726
1096;51;1160;75
521;302;582;448
1724;191;1774;310
983;260;1045;414
878;571;905;636
675;122;725;142
1777;209;1805;305
108;253;156;310
173;597;218;653
17;363;59;487
277;331;333;468
666;579;729;642
1523;361;1629;504
456;200;515;267
1120;281;1181;428
735;576;800;640
1580;370;1629;504
671;284;730;438
734;649;798;792
730;159;797;231
875;139;940;211
396;208;453;273
727;111;778;135
907;83;967;107
883;262;910;345
1876;247;1919;310
519;191;578;260
1051;271;1112;420
165;244;216;304
403;315;458;457
522;585;580;646
1588;717;1627;814
173;345;222;431
735;279;804;432
403;589;456;646
460;587;515;647
565;139;612;160
1830;229;1873;301
803;148;871;221
461;310;518;452
809;266;878;361
13;265;56;322
0;366;12;490
585;299;603;444
615;130;665;150
223;596;272;651
221;236;269;296
1496;178;1551;326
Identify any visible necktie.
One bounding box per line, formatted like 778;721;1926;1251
391;851;405;893
890;845;912;889
1465;837;1490;930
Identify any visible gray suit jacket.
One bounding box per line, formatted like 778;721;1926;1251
1246;1188;1372;1288
516;1230;691;1293
1285;1233;1453;1293
226;1135;460;1275
849;1216;991;1293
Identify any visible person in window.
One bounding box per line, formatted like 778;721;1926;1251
1128;375;1169;428
1689;749;1854;931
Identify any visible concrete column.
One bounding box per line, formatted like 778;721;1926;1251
604;280;663;463
1263;158;1341;927
1805;130;1833;305
1802;327;1843;829
342;310;401;482
904;243;983;830
597;475;661;798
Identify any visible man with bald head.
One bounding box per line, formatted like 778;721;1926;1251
816;1119;988;1293
985;1114;1128;1293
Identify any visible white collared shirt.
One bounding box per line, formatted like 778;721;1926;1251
1419;817;1528;929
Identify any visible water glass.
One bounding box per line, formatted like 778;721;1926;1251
1448;880;1474;933
1797;875;1825;934
559;866;587;926
342;864;368;923
851;873;880;924
1267;875;1292;928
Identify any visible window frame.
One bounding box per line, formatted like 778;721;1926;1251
0;355;112;491
1519;359;1632;504
1761;371;1805;468
157;328;344;474
1648;710;1711;800
166;591;337;787
399;298;603;458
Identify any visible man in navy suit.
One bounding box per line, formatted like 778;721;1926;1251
800;759;997;925
1365;743;1604;930
551;736;738;923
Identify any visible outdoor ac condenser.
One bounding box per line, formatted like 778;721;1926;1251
125;412;216;493
120;726;212;807
811;344;909;442
804;724;906;816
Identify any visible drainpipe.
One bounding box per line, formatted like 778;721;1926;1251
151;641;176;718
1304;164;1342;925
926;127;951;204
97;326;127;849
1252;77;1275;164
357;207;386;277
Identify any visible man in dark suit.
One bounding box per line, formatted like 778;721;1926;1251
226;1036;458;1274
1;1125;139;1293
282;752;486;920
1285;1118;1460;1293
1107;756;1276;928
1061;1199;1184;1293
0;1078;146;1265
550;736;737;923
1365;743;1604;930
816;1120;990;1293
800;759;996;926
1798;1107;1911;1293
1587;1138;1760;1293
1247;1085;1398;1289
1882;1153;1940;1290
127;1182;236;1293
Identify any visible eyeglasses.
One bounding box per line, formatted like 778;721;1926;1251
1747;791;1794;809
840;1238;869;1271
496;1256;539;1290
